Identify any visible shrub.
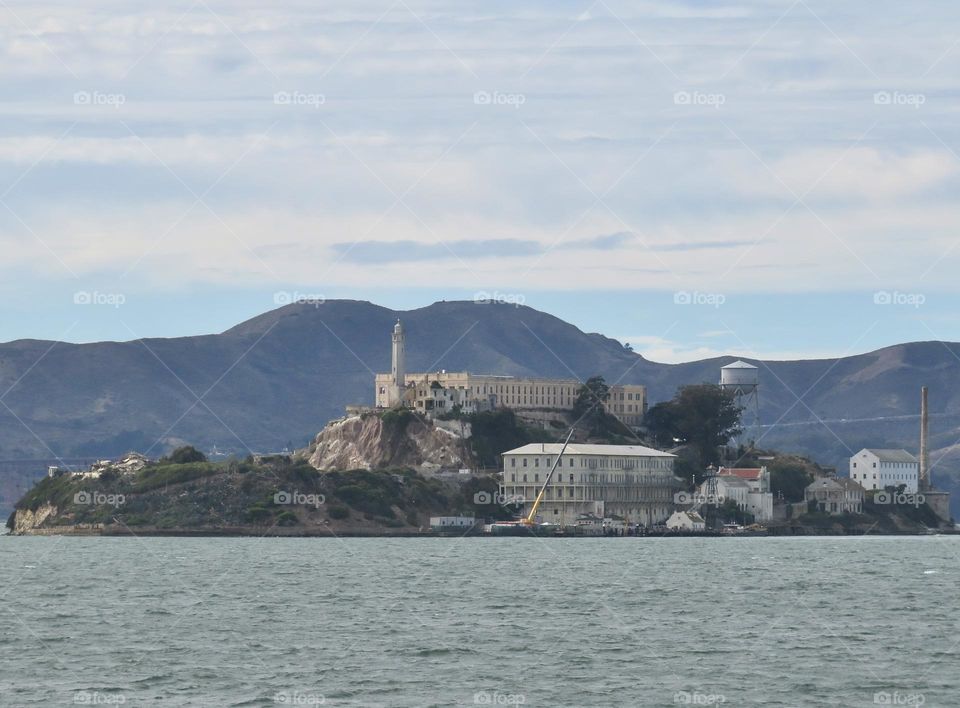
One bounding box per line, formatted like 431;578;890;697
165;446;207;464
328;505;350;520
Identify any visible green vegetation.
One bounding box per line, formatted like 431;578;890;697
163;445;207;464
644;384;743;468
466;409;544;468
768;461;815;502
7;451;457;533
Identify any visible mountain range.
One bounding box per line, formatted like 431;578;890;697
2;299;959;515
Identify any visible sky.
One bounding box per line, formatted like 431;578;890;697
2;0;960;362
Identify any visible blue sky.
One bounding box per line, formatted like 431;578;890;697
2;0;959;362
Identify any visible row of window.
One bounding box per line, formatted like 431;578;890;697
508;456;671;470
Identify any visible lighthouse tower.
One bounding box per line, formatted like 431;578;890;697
391;319;406;406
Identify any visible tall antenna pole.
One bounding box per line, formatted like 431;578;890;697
920;386;930;491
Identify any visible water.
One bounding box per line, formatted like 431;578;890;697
0;536;955;707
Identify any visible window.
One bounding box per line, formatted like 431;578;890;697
510;474;515;482
534;458;539;468
569;459;574;467
523;458;528;467
569;473;574;483
511;458;516;467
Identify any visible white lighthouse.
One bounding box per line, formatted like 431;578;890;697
391;319;406;406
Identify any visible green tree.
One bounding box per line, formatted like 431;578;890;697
643;384;742;468
573;376;611;433
769;462;813;502
165;445;207;464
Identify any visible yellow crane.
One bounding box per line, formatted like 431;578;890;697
523;429;575;525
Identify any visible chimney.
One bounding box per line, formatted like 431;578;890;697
920;386;930;491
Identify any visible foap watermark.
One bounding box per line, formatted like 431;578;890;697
473;90;526;108
474;491;526;507
873;691;925;706
474;690;526;705
873;291;925;308
74;91;126;108
674;291;725;308
274;91;325;108
273;690;325;705
73;291;126;308
674;491;725;506
674;90;725;108
74;691;126;705
474;291;526;307
274;490;325;508
74;491;125;508
274;291;325;307
674;690;726;705
874;491;926;508
873;91;925;109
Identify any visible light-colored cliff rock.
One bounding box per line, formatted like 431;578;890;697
305;413;473;472
12;502;59;535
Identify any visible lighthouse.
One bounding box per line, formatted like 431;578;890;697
391;319;406;406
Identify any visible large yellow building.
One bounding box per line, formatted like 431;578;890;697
374;321;647;426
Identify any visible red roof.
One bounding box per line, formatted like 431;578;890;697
718;467;763;480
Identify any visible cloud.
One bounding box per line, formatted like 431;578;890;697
329;232;636;264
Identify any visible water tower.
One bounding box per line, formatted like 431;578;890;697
720;360;760;445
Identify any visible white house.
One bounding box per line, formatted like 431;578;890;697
849;449;918;493
804;477;864;514
666;510;706;531
500;443;677;527
715;467;774;522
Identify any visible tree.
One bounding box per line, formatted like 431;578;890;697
643;384;742;468
573;376;611;433
166;445;207;464
769;462;813;502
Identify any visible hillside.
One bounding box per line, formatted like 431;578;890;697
2;299;960;517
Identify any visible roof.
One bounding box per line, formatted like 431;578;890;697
807;477;864;492
722;360;758;370
710;476;751;489
859;449;917;464
717;467;764;480
503;443;675;458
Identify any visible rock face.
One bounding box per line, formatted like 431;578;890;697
305;413;473;472
12;502;58;535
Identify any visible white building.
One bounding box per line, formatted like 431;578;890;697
804;477;864;514
499;443;677;527
849;449;919;492
374;321;646;425
710;467;774;522
666;510;706;531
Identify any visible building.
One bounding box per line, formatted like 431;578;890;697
849;449;919;492
374;321;646;425
499;443;677;527
804;477;864;514
666;510;706;531
429;516;477;531
714;467;773;522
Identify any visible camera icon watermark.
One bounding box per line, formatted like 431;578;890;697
73;291;126;308
473;90;526;108
74;91;126;108
873;291;925;308
673;290;725;308
274;490;325;508
873;690;925;705
474;690;526;705
274;91;325;108
674;491;725;506
273;690;325;705
74;490;125;508
474;491;525;507
74;691;126;704
874;491;925;508
273;291;325;307
673;90;726;108
674;690;726;705
873;91;925;109
474;290;526;307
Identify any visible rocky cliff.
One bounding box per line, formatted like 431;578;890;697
305;412;474;472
